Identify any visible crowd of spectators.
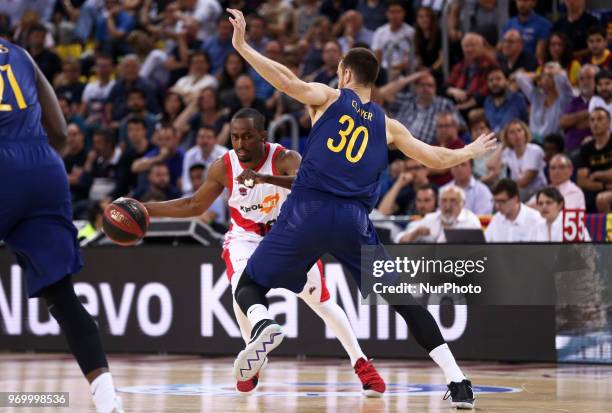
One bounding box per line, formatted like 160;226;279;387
1;0;610;242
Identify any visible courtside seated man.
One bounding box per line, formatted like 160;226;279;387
0;40;123;412
225;9;496;409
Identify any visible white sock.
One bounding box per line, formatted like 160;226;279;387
90;372;117;413
246;304;271;327
306;300;366;367
429;343;466;383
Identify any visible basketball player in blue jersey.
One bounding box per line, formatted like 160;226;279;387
0;40;124;412
227;9;496;409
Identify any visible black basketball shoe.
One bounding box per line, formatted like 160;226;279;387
233;319;284;381
444;379;475;409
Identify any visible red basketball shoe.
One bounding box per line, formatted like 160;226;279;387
354;358;386;397
236;357;268;394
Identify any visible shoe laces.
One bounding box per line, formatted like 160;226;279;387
354;359;380;384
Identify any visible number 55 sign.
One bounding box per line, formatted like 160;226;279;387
562;209;586;242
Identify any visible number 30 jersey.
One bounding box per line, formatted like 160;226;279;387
0;39;47;143
223;143;290;244
293;88;388;210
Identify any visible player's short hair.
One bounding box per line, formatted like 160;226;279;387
232;108;266;131
587;24;606;39
492;179;519;199
341;47;379;86
189;163;206;174
536;186;565;207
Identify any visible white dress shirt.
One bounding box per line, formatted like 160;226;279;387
501;144;548;195
395;209;482;243
534;212;591;242
527;179;586;210
442;176;493;215
485;203;544;242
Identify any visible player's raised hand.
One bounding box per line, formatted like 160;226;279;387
227;8;247;51
467;132;497;159
237;168;266;187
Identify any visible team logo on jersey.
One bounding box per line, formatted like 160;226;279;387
239;187;248;196
0;45;8;54
240;193;280;214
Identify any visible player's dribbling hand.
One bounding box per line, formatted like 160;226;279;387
227;8;247;51
237;169;266;187
467;132;497;158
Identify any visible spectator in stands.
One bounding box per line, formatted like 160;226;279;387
442;160;494;215
378;159;430;216
95;0;136;57
483;68;529;133
300;16;333;76
501;0;550;60
201;15;235;75
515;62;574;142
446;33;497;112
217;52;247;103
371;0;415;79
497;29;538;77
185;163;226;224
560;64;599;153
175;86;229;146
534;186;590;241
428;112;465;187
295;0;322;38
485;179;543;242
356;0;387;32
26;23;61;82
336;10;373;53
577;107;612;212
81;128;122;202
134;162;182;202
107;55;160;124
111;117;155;200
225;74;270;134
171;51;218;104
413;184;438;216
394;186;481;243
58;94;86;133
308;40;341;87
159;92;186;127
55;58;86;106
247;14;270;53
127;30;169;90
381;71;462;145
470;116;502;185
182;125;228;194
495;119;548;200
413;7;442;75
539;32;581;87
528;154;586;210
249;40;282;100
584;25;612;71
118;89;158;143
179;0;222;42
80;54;115;129
63;123;89;209
258;0;294;39
542;133;565;176
132;125;185;188
551;0;599;60
165;16;203;87
588;70;612;123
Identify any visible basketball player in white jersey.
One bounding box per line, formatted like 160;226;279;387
144;108;386;396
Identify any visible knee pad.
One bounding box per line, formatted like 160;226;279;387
234;271;269;314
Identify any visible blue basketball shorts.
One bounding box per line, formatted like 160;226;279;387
0;143;83;297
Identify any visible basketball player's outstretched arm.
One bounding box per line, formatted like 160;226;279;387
25;50;67;153
227;8;338;107
236;149;301;190
144;158;226;218
386;117;497;169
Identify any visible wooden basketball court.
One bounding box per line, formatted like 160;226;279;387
1;353;611;412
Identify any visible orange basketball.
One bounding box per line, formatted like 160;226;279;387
102;197;150;246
